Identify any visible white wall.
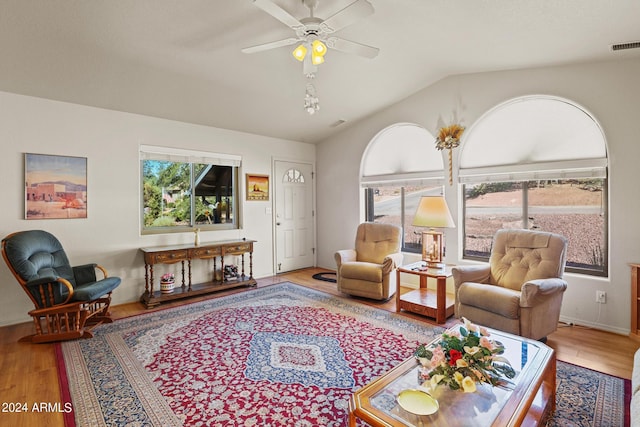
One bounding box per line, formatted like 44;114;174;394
317;58;640;335
0;91;315;326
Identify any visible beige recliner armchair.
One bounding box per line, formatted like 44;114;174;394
453;229;568;341
335;222;403;301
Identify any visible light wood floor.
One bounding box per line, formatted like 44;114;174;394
1;267;638;427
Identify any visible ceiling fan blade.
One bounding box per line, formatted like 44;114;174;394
252;0;304;30
241;37;300;54
326;37;379;59
320;0;374;33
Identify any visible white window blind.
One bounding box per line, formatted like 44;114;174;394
140;145;241;167
360;123;445;187
459;96;607;184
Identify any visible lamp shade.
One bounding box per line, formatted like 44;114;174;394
412;196;455;228
311;53;325;65
312;39;327;56
292;44;307;61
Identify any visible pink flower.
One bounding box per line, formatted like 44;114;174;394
431;345;446;366
480;336;494;351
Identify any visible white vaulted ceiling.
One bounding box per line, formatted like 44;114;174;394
0;0;639;143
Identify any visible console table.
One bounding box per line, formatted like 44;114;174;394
140;239;256;308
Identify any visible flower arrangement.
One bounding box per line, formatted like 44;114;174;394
415;318;515;393
435;124;465;151
160;273;175;283
434;123;465;185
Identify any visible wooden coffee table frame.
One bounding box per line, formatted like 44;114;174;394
349;328;556;427
396;262;455;324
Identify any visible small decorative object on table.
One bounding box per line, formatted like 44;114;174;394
194;228;200;246
224;264;239;281
415;318;515;393
160;273;175;294
434;123;465;185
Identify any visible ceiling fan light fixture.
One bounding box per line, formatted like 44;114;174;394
292;44;307;61
311;52;325;65
312;39;327;56
304;82;320;115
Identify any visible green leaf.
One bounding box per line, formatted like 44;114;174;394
414;344;433;359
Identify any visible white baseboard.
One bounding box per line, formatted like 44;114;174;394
558;315;630;336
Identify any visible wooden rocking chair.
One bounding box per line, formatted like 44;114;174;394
2;230;121;343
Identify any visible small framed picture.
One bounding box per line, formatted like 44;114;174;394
246;174;269;201
25;153;88;219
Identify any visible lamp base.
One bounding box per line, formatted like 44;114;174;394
425;260;445;269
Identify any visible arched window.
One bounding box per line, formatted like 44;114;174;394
283;168;305;183
459;96;608;276
361;123;446;253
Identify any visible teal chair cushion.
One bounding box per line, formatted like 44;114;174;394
72;277;121;302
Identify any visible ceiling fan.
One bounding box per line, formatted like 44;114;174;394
242;0;379;74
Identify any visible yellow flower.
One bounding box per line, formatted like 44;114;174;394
453;371;464;385
464;346;481;355
456;358;469;368
462;317;479;333
417;357;431;367
462;376;477;393
430;374;445;389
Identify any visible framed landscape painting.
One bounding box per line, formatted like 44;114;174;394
246;174;269;201
25;153;88;219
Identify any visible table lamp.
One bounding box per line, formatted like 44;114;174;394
412;196;455;269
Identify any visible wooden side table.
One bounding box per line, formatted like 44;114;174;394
396;261;455;324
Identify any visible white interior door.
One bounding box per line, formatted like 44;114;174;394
274;161;314;273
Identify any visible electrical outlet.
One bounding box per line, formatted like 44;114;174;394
596;290;606;304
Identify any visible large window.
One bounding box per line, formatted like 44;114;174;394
463;179;607;275
141;146;240;234
364;185;444;253
459;96;608;276
361;123;446;252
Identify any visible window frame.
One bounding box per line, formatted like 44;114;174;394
360;123;447;253
140;146;241;235
458;96;609;277
462;179;608;277
364;186;444;254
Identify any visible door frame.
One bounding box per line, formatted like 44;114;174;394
271;157;317;274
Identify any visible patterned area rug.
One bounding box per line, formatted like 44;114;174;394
56;283;629;426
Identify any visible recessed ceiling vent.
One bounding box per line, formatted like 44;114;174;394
611;41;640;51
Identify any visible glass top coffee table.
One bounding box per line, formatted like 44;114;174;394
348;326;556;426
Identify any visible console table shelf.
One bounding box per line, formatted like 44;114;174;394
140;239;256;309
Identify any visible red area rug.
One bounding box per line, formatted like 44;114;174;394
56;282;629;426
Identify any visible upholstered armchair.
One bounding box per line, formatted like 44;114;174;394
2;230;121;343
335;222;403;300
453;229;568;341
